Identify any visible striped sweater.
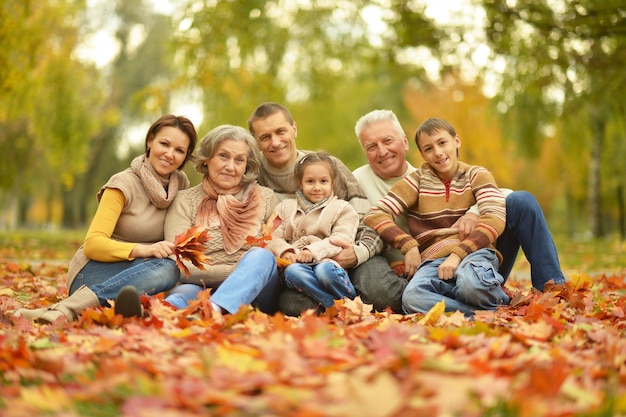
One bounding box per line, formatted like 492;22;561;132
363;161;506;264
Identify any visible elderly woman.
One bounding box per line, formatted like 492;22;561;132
160;124;280;314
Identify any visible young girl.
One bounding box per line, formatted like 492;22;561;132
266;152;359;310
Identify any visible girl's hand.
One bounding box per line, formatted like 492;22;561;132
282;251;297;264
296;249;313;263
130;241;175;259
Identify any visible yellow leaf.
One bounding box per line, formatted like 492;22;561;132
215;343;267;373
0;288;15;296
419;299;446;325
569;272;594;290
19;386;70;412
322;371;403;417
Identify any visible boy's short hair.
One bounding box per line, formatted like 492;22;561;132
414;118;457;150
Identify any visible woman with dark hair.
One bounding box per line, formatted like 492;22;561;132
14;114;198;323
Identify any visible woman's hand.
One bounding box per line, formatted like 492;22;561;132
130;241;175;259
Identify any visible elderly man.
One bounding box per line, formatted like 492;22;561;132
349;109;565;313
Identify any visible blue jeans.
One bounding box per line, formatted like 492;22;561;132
283;261;356;308
497;191;565;290
402;249;510;316
69;258;179;305
165;248;281;314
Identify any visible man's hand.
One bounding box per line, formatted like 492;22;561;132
451;212;479;240
329;237;358;269
438;253;461;280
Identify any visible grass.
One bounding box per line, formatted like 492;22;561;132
0;229;85;261
0;229;624;277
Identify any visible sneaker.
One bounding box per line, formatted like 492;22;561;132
114;286;143;318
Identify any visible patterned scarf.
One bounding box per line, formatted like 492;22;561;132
196;177;264;254
296;189;330;214
130;155;179;209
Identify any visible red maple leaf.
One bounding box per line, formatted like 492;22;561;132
173;225;211;277
244;215;291;266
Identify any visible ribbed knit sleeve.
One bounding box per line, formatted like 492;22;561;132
363;173;420;255
450;167;506;260
364;162;506;263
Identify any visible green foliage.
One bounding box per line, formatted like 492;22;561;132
480;0;626;236
3;0;625;237
0;0;102;228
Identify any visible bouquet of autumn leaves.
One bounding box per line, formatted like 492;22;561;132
173;225;211;277
173;216;290;277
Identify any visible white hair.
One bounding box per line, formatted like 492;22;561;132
354;109;405;140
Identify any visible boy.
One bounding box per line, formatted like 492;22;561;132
363;117;510;316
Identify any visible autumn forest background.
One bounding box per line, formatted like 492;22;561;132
2;1;626;416
1;0;625;242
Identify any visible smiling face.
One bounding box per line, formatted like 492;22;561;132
359;119;409;180
250;111;298;169
147;126;191;176
299;161;334;203
416;128;461;180
205;139;249;192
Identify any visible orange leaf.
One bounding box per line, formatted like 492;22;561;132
173;225;211;277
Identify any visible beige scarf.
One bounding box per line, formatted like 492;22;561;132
195;177;264;254
130;155;179;209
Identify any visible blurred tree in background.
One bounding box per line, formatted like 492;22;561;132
1;0;625;240
479;0;626;238
0;0;101;228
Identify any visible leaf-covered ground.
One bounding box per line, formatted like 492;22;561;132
1;232;625;417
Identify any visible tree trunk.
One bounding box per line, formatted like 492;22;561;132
618;183;625;240
588;108;604;238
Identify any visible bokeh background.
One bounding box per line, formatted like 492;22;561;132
1;0;625;243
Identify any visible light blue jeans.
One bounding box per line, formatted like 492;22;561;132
402;249;510;316
497;191;565;290
165;248;281;314
69;258;179;305
283;261;356;308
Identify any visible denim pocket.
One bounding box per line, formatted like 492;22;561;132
468;262;504;287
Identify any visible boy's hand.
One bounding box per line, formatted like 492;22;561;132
403;246;421;278
438;253;461;280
